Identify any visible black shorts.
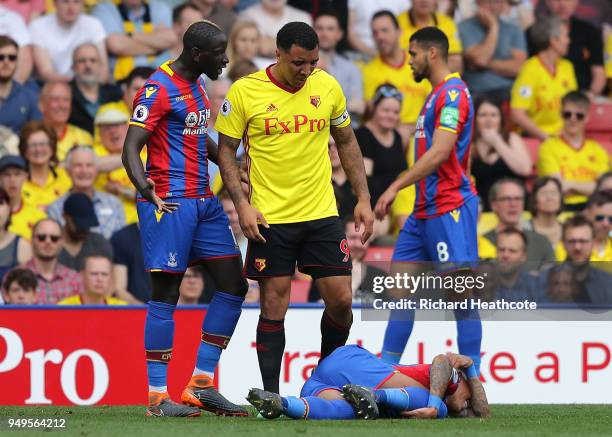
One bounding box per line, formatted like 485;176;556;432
243;216;352;279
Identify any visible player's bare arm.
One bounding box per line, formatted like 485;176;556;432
122;125;179;214
375;129;457;219
218;132;269;243
331;124;374;243
445;352;490;418
402;354;453;419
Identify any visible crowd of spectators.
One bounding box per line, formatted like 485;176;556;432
0;0;610;306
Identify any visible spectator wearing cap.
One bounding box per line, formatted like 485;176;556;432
238;0;312;58
484;178;555;267
314;12;364;121
69;43;122;135
58;254;126;305
19;121;71;211
39;81;93;162
0;155;46;240
0;36;41;134
537;91;610;210
57;192;113;272
1;268;38;305
20;218;83;304
47;146;125;239
0;6;34;83
0;186;31;282
92;107;139;224
111;221;151;303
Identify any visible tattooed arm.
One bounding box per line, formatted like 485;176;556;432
330;124;374;243
402;354;453;419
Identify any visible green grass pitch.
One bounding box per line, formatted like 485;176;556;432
0;405;611;436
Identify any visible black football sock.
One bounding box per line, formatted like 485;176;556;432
256;316;285;394
320;310;352;360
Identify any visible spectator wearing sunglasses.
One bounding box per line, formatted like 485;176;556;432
20;218;83;304
0;6;34;83
0;187;31;283
0;36;41;134
537;91;610;211
356;84;406;208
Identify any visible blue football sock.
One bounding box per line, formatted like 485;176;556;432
145;301;176;389
195;291;244;375
283;396;357;420
381;308;415;363
455;308;482;374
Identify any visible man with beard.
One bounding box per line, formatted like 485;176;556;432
122;20;249;417
375;27;482;373
493;228;539;301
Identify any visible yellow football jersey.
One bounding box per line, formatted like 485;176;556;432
58;295;128;305
537;136;610;205
511;56;578;136
9;200;47;240
57;124;94;162
93;144;145;224
215;67;351;224
22;167;71;212
397;11;463;53
361;54;432;124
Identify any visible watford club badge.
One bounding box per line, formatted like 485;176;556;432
254;258;267;272
310;95;321;108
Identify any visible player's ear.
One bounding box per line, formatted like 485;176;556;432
275;48;281;62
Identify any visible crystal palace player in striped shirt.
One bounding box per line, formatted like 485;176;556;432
374;28;482;374
122;21;249;418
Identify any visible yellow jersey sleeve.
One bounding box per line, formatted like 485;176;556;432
510;61;536;110
438;14;463;54
214;80;249;140
606;34;612;79
536;138;562;176
329;75;351;128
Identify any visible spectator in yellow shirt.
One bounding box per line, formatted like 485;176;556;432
537;91;610;210
39;81;93;162
361;10;431;138
93;107;139;224
606;30;612;96
510;16;577;140
58;254;127;305
397;0;463;72
0;155;46;240
19;121;71;211
584;191;612;262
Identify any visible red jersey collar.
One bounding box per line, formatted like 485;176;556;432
266;64;306;94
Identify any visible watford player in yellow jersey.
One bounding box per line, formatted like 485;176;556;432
217;22;374;394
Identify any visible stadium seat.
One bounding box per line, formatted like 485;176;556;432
290;280;311;303
586;101;612;134
364;247;394;262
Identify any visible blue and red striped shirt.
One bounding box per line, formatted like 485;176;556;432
413;73;477;218
130;62;212;199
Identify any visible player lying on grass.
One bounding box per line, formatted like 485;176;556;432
247;344;489;420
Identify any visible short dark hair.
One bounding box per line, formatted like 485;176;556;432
561;90;590;109
123;66;155;87
371;10;400;29
410;26;449;60
0;187;11;230
488;178;525;207
3;268;38;293
81;253;113;272
314;11;341;27
183;20;224;52
172;1;199;24
0;35;18;51
530;177;563;216
595;171;612;194
277;22;319;52
586;190;612;210
497;227;528;250
562;214;594;240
